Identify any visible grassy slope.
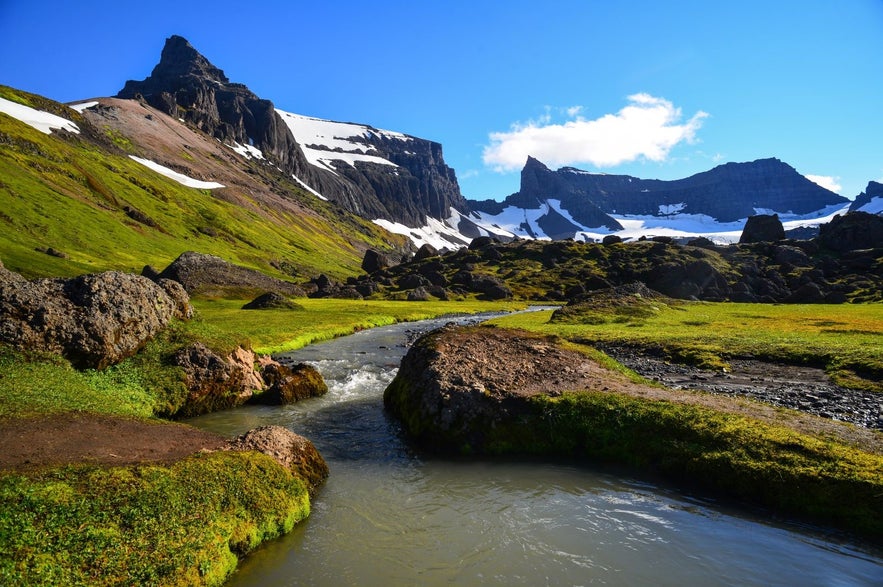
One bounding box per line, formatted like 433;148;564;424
0;86;404;280
490;302;883;392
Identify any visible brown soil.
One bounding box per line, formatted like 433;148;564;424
0;413;225;470
435;327;883;454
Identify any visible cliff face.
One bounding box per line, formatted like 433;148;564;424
485;157;849;227
850;181;883;213
275;111;468;226
117;36;467;228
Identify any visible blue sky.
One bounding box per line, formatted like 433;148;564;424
1;0;881;201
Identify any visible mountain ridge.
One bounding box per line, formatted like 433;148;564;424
117;35;468;228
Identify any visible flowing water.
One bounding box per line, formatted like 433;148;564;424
188;313;883;586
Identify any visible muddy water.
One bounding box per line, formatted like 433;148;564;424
187;314;882;586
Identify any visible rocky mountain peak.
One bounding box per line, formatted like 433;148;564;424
153;35;229;84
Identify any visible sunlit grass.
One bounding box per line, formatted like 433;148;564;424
192;297;527;354
488;302;883;391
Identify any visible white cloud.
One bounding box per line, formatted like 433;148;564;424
805;174;842;193
482;94;708;172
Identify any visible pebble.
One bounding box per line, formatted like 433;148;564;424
597;344;882;430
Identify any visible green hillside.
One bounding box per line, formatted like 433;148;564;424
0;85;405;280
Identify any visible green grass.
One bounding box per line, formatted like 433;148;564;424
192;297;526;354
0;86;405;281
0;451;310;587
488;302;883;391
0;299;526;419
490;391;883;538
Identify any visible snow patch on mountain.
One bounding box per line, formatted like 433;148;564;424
467;200;851;245
0;96;80;135
129;156;225;189
854;197;883;214
69;101;99;113
276;109;406;174
228;141;264;160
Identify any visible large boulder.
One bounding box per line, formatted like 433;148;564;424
172;343;263;416
0;270;177;369
817;212;883;252
223;426;329;497
254;362;328;404
242;292;303;310
158;251;304;296
739;214;785;243
384;326;617;453
361;249;391;274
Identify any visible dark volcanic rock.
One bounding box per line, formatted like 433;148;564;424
384;326;634;453
223;425;328;497
0;270;177;369
740;214;785;243
817;211;883;251
255;362;328;405
242;292;303;310
361;249;391;273
158;251;304;296
414;243;439;260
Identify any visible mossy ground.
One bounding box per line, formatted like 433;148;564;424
486;391;883;539
490;302;883;392
0;296;524;586
0;451;309;587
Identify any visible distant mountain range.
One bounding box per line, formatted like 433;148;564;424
2;35;881;261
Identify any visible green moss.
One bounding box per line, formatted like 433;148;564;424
491;302;883;392
0;451;310;587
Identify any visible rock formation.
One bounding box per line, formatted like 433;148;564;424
171;343;265;416
118;35;469;228
254;362;328;405
0;269;180;369
739;214;785;243
818;211;883;251
384;326;630;452
223;426;329;497
242;292;303;310
158;251;304;296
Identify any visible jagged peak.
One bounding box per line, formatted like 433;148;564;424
152;35;229;84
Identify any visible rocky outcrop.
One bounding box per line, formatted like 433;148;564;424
817;211;883;251
118;35;469;229
849;181;883;213
158;251;304;296
242;292;303;310
172;343;264;416
361;249;392;273
254;362;328;405
384;326;628;453
0;269;178;369
739;214;785;243
223;426;329;497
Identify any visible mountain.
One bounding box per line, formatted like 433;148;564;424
0;84;408;280
117;35;468;229
849;181;883;214
466;157;852;243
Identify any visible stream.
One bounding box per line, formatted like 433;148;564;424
187;313;882;586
